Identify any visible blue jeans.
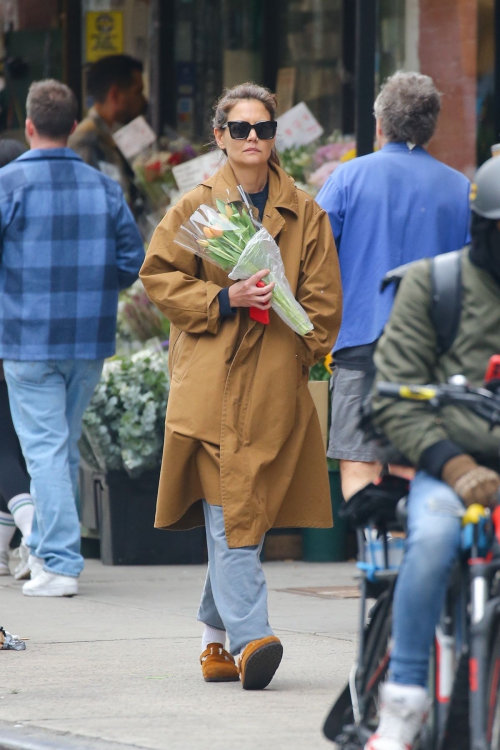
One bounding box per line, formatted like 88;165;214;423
197;502;274;655
3;359;103;577
390;471;464;687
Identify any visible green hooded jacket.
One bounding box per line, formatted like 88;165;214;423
372;248;500;471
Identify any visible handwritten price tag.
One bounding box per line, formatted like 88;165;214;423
113;116;156;160
172;151;226;194
276;102;324;150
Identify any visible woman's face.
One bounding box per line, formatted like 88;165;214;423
214;99;276;169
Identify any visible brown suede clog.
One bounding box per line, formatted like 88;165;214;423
238;636;283;690
200;643;239;682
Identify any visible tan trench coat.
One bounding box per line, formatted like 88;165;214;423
140;161;342;547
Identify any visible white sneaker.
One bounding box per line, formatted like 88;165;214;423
365;682;429;750
12;541;31;580
28;554;44;580
0;549;10;576
22;570;78;597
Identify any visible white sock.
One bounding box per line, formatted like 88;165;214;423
201;625;227;653
7;494;34;539
0;512;16;560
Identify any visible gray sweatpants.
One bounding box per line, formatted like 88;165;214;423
197;501;274;655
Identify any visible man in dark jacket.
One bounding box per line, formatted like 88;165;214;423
69;55;147;214
365;156;500;750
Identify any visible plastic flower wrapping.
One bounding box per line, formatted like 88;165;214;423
81;342;169;477
174;187;313;336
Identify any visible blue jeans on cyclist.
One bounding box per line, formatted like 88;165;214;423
390;470;464;686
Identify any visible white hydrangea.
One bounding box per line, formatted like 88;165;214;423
82;345;170;477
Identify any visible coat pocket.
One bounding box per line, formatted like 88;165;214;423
171;331;200;383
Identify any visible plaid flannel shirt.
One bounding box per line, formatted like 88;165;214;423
0;148;144;360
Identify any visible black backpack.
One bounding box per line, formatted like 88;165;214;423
381;249;463;355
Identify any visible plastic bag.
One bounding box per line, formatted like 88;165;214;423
174;188;313;336
228;227;313;335
0;626;26;651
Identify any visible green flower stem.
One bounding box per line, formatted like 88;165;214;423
200;207;312;335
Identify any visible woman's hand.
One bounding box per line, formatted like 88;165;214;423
228;270;275;309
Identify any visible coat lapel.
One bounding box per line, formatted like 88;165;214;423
202;160;298;240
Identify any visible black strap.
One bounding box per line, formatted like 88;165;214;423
380;259;419;293
430;250;462;355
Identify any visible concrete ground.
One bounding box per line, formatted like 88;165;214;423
0;560;358;750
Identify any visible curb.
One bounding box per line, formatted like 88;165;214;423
0;723;143;750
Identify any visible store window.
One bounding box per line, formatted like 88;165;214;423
81;0;150;112
173;0;264;139
222;0;263;89
273;0;343;133
377;0;406;88
477;0;495;165
0;0;63;133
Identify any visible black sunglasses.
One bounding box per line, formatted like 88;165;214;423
222;120;278;140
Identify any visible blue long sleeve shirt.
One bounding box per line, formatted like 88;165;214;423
0;148;144;360
316;142;471;352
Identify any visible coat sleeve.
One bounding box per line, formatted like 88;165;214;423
295;204;342;367
371;261;451;465
140;198;224;335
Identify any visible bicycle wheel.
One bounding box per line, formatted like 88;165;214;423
323;585;394;747
486;621;500;747
358;591;393;736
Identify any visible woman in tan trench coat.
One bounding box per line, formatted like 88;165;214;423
141;83;342;690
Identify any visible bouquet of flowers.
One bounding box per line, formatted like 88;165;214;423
174;188;313;336
81;343;169;477
133;143;200;207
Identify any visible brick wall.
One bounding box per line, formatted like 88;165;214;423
418;0;478;176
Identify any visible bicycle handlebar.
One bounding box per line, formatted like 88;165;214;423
377;381;500;428
377;383;438;401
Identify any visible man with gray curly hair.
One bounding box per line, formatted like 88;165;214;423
317;71;471;502
374;71;441;146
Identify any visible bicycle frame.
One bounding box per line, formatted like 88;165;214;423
337;505;500;750
466;506;500;750
429;504;500;750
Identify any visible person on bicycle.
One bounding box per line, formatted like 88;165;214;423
365;155;500;749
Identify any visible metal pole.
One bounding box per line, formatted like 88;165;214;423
149;0;177;136
355;0;377;156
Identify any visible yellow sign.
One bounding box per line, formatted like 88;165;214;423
86;11;124;62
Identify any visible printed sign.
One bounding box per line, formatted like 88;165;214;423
172;151;226;194
113;116;156;160
276;102;324;150
86;11;124;63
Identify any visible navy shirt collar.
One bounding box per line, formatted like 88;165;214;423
17;147;83;162
382;142;426;155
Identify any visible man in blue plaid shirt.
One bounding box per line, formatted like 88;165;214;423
0;80;144;597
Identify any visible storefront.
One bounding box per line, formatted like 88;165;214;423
160;0;405;145
0;0;406;141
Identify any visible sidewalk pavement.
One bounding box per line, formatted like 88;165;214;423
0;559;358;750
